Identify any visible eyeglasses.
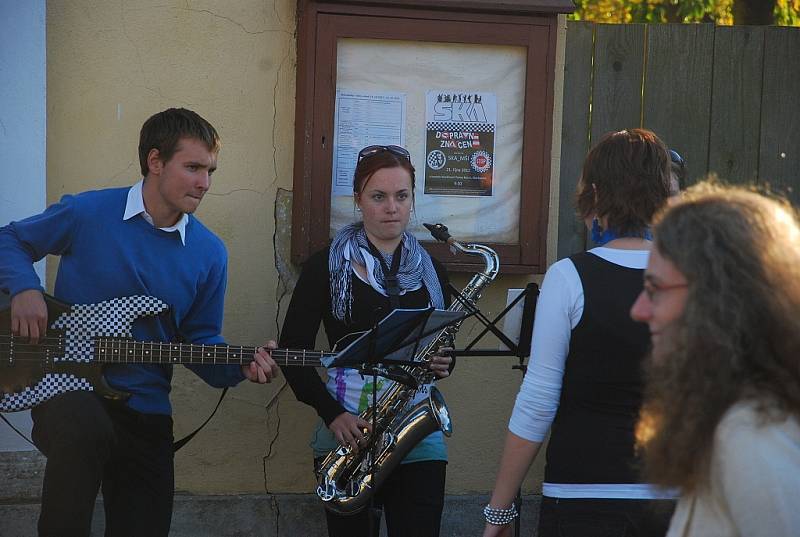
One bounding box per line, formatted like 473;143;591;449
357;145;411;163
643;280;688;301
668;149;685;168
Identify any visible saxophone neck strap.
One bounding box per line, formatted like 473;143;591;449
367;240;403;310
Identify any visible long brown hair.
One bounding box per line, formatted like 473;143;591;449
638;182;800;493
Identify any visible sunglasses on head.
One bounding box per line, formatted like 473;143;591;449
357;145;411;163
668;149;685;168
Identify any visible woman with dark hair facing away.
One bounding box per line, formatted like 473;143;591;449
483;129;676;537
631;183;800;536
279;145;453;537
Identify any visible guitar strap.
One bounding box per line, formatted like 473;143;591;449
163;307;229;453
0;393;227;452
173;387;227;452
0;394;227;452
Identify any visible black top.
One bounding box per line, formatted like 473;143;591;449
544;252;651;484
279;247;451;426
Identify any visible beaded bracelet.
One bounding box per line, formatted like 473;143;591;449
483;502;518;525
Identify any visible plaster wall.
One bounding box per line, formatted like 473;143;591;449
44;0;565;497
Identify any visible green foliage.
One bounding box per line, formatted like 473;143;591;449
569;0;799;25
775;0;800;24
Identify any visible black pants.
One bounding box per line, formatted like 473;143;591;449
537;496;676;537
31;391;174;537
314;458;446;537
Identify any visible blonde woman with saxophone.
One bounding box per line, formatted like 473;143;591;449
279;145;452;537
483;129;677;537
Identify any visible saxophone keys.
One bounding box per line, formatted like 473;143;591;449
317;477;337;502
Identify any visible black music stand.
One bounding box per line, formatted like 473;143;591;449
324;307;466;374
448;282;538;362
447;281;539;537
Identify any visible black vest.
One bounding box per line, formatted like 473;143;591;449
544;252;650;484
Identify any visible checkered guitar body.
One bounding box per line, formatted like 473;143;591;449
0;294;330;413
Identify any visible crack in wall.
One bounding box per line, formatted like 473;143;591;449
267;187;299;532
269;4;297;189
181;7;268;35
119;3;193;107
111;161;136;181
273;188;298;341
261;387;285;495
119;2;147;85
248;25;298;519
179;6;292;36
98;161;138;188
273;0;288;31
227;393;279;408
261;384;286;534
271;47;290;187
206;187;267;197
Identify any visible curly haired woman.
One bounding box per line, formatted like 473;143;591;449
632;182;800;536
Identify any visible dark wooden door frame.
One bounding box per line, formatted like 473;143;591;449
292;0;572;273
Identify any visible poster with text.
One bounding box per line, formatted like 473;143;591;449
332;91;406;196
424;91;496;196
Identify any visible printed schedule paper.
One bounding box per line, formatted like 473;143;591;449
332;91;407;196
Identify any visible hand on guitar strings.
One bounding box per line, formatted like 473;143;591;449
242;341;280;383
10;289;48;344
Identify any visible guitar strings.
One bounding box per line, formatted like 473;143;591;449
0;336;331;350
0;356;325;367
0;335;332;354
0;339;329;364
0;349;327;360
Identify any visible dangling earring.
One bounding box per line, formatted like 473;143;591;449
356;205;362;212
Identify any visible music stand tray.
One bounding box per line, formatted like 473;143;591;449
323;307;465;370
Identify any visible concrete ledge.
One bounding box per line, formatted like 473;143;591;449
0;492;542;536
0;450;45;500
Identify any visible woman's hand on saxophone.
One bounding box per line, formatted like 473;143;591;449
329;412;372;453
428;348;454;379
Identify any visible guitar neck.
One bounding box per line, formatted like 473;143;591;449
94;338;332;367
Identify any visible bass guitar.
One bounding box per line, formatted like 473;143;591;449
0;294;332;413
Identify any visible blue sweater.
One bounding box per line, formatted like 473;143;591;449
0;187;245;415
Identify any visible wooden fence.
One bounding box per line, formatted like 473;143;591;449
557;22;800;258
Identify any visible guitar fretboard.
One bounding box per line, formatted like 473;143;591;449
94;338;332;367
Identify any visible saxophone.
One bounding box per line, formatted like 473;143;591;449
315;223;500;514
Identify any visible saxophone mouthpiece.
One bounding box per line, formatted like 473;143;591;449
423;223;453;244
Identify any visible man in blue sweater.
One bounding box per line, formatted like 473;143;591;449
0;108;279;536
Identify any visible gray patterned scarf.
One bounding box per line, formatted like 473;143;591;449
329;223;445;321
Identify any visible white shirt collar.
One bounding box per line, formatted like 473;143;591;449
124;180;188;245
